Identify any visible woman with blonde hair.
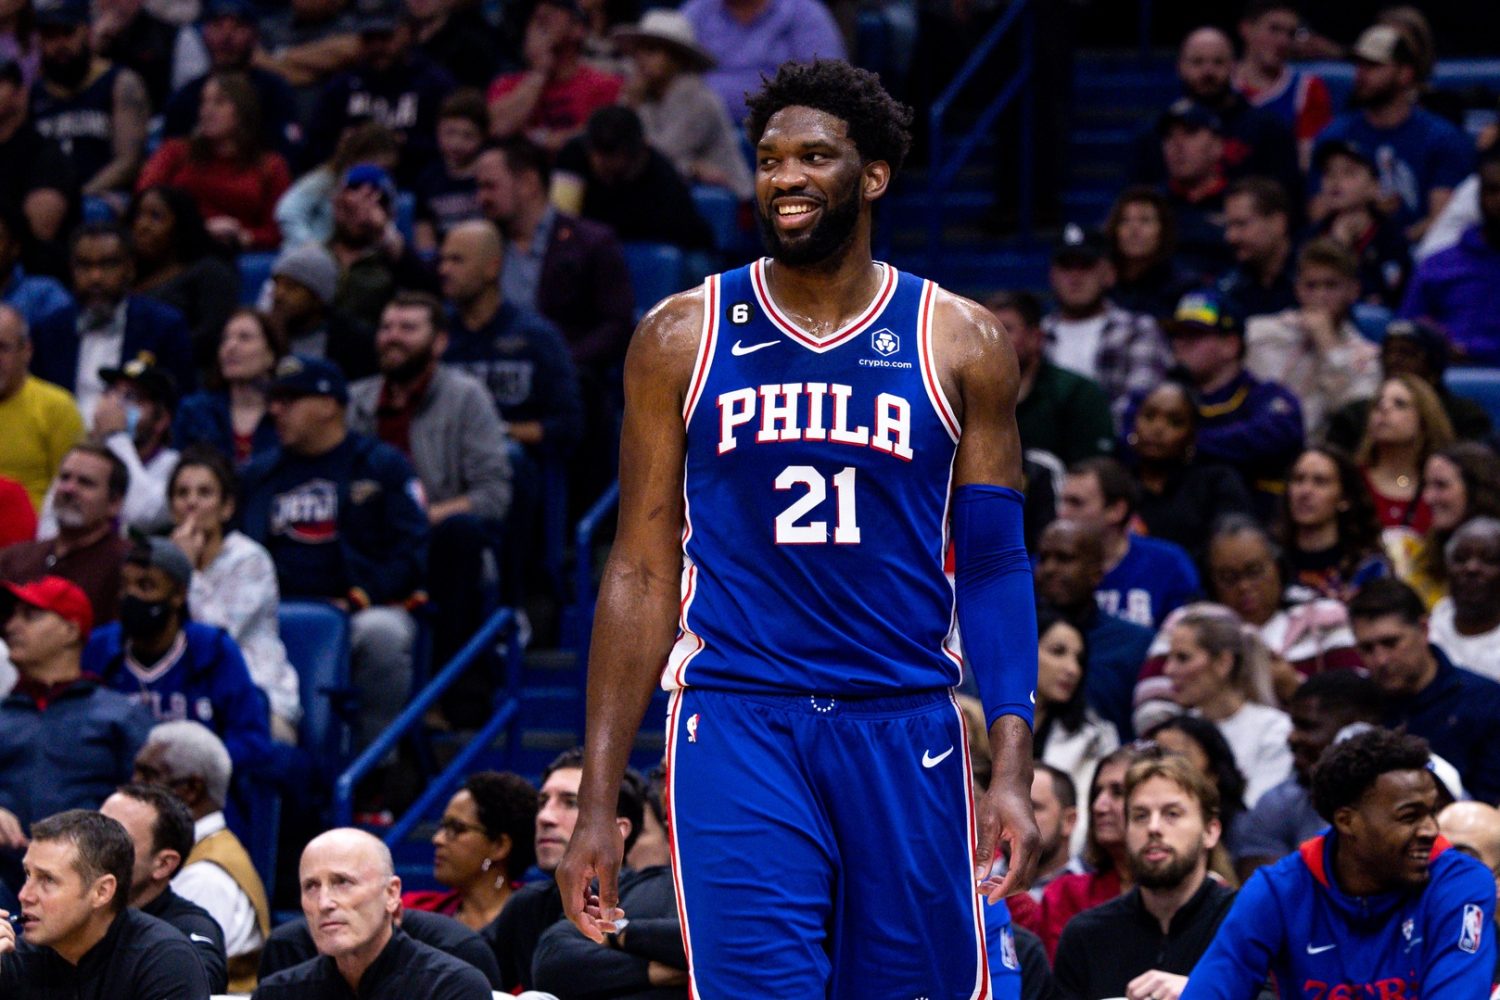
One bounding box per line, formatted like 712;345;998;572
1356;373;1455;534
1160;603;1292;807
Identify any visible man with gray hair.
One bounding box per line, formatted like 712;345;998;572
0;302;85;512
252;828;491;999
1429;516;1500;683
133;719;269;990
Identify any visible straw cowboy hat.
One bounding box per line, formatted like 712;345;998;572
613;10;716;71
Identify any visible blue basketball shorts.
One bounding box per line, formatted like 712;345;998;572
663;686;991;999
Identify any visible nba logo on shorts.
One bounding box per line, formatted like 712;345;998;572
1460;903;1484;954
687;714;700;743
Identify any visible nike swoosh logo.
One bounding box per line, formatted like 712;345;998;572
189;934;214;944
731;339;780;356
922;747;954;768
1307;943;1336;954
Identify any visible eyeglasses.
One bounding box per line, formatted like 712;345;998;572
435;817;487;839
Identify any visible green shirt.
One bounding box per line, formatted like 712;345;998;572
1016;362;1115;464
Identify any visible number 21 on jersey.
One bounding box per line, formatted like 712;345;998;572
774;465;860;544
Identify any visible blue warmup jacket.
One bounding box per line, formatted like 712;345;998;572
83;621;272;775
1182;832;1496;1000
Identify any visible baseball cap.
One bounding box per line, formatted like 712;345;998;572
271;242;339;308
1052;223;1111;266
1312;137;1375;174
33;0;89;26
269;354;349;404
99;355;180;413
1382;317;1450;373
1157;97;1223;136
0;577;94;638
1351;24;1416;67
1166;288;1243;337
340;163;398;208
127;537;194;590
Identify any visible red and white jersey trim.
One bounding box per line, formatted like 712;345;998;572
682;275;720;425
748;258;899;353
917;280;961;443
951;690;992;999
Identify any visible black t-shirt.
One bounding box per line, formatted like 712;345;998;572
99;12;178;111
141;887;228;993
253;926;491;999
0;907;211;1000
556;138;714;250
413;163;480;238
0;123;77;220
259;909;502;988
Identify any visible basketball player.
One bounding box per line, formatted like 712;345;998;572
558;60;1040;997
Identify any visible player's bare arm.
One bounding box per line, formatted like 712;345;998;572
558;287;704;942
934;288;1041;900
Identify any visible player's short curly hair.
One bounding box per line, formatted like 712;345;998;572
1311;727;1431;822
744;60;913;172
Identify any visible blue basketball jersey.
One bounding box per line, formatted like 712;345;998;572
667;258;963;697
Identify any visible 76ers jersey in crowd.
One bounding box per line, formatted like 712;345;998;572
665;259;963;696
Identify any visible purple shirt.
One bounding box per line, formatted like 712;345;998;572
1400;225;1500;365
681;0;845;124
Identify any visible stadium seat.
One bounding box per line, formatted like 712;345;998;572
621;242;687;317
279;600;355;780
690;185;741;254
1444;368;1500;428
237;252;277;306
81;196;117;223
394;191;417;246
1352;302;1393;344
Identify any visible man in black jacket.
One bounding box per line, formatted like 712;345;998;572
0;808;210;999
258;907;502;987
99;785;227;992
1053;754;1235;1000
484;747;646;992
252;828;489;999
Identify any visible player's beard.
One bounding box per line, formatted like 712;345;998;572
1129;840;1204;890
757;183;862;268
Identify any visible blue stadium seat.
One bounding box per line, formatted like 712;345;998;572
1352;302;1393;343
690;185;741;254
238;252;277;306
1445;368;1500;428
394;191;416;246
81;196;117;224
621;242;687;317
279;600;354;780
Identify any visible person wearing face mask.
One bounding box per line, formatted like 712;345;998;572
38;356;178;539
81;536;272;781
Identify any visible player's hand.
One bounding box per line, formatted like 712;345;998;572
975;779;1039;904
1126;969;1188;1000
0;808;27;850
557;816;626;943
0;909;15;956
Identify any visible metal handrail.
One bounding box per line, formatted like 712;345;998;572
333;606;523;826
926;0;1035;261
566;480;621;662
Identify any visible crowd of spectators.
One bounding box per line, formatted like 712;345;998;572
0;0;1499;995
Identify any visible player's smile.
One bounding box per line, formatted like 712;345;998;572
772;197;823;231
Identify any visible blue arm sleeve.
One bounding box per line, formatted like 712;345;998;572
1180;870;1283;1000
1420;857;1497;998
952;484;1036;730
